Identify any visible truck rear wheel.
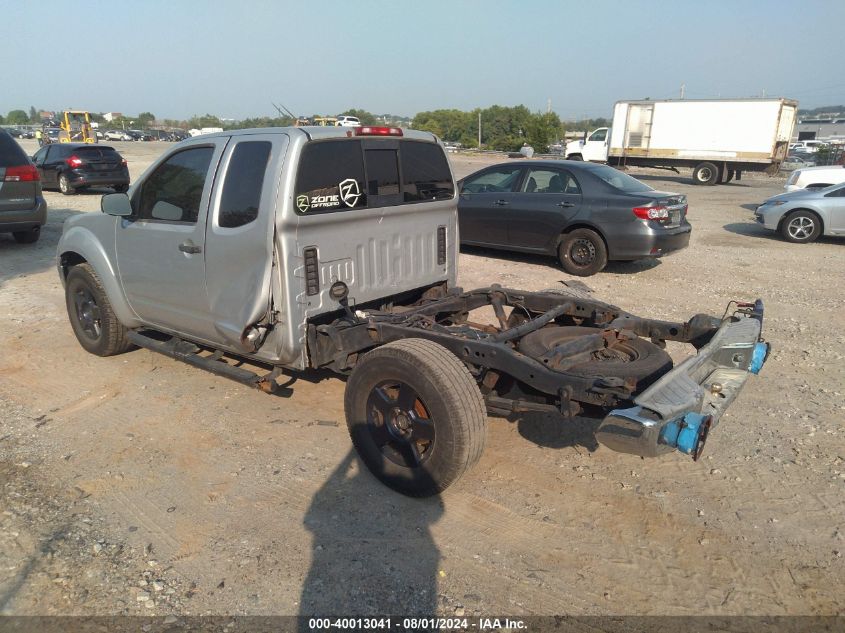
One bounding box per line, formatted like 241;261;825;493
692;162;719;186
344;338;487;496
65;263;133;356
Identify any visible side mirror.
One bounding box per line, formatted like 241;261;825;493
101;193;133;217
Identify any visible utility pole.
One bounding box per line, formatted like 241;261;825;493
547;98;552;114
680;83;685;99
762;88;767;98
478;111;482;149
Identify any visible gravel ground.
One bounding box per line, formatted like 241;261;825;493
0;139;843;618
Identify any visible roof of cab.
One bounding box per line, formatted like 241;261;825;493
181;126;439;143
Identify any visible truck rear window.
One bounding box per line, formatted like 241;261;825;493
294;139;453;214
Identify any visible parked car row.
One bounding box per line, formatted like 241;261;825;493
99;129;189;142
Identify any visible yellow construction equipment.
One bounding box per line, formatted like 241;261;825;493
59;110;97;143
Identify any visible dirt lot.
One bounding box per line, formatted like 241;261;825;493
1;139;843;618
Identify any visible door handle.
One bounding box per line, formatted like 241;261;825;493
557;201;575;208
178;241;202;254
494;199;510;206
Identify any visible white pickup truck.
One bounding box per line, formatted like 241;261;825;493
56;125;770;496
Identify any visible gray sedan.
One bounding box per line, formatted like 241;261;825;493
755;183;845;243
457;161;691;276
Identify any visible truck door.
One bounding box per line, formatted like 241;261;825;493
204;132;290;351
115;138;228;339
583;128;609;162
507;167;582;251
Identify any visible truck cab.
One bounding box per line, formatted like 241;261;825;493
565;127;610;162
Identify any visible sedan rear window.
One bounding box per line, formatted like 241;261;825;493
76;147;121;160
591;165;653;193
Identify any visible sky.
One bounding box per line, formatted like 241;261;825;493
4;0;845;121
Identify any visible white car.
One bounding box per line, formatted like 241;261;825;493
785;165;845;191
789;140;827;154
104;130;132;141
335;116;361;127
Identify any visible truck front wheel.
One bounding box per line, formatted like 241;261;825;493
692;162;719;186
65;263;133;356
344;338;487;496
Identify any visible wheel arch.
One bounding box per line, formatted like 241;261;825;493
556;222;610;251
58;227;141;328
776;207;826;234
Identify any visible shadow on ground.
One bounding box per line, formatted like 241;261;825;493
0;207;84;289
300;451;443;619
513;410;602;452
724;221;845;245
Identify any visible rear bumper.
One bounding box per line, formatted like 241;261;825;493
67;171;130;188
0;195;47;230
609;223;691;260
596;300;767;459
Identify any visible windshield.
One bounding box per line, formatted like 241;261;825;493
591;164;653;193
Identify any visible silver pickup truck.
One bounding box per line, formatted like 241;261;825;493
57;125;769;496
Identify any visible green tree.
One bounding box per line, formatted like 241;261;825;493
525;111;564;153
188;113;223;129
28;106;38;123
6;110;29;125
0;113;5;125
137;112;156;126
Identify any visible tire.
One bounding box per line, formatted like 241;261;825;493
692;162;719;186
780;209;822;243
518;326;673;391
344;338;487;497
113;184;129;193
65;263;133;356
12;226;40;244
58;173;74;195
558;228;608;276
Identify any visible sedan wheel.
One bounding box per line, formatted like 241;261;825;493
58;173;74;195
558;228;608;276
781;210;821;243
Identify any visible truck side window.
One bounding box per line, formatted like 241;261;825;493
219;141;271;228
588;129;607;142
402;141;454;202
295;140;366;215
137;147;214;223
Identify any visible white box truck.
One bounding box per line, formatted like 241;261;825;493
565;98;798;185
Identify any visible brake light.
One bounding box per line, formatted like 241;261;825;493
353;126;403;137
121;158;127;166
66;155;83;168
3;165;39;182
633;205;669;221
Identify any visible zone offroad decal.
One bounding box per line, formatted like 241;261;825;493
297;178;361;212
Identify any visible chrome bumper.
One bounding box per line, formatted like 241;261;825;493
596;301;768;459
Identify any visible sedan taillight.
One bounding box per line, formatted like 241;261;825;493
3;165;40;182
632;205;670;221
66;155;84;168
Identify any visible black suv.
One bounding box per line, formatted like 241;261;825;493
0;129;47;243
32;143;130;195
